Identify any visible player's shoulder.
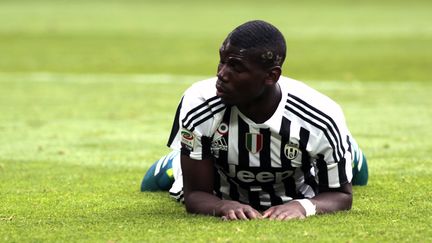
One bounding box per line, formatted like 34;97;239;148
279;76;345;120
180;77;225;120
184;77;218;100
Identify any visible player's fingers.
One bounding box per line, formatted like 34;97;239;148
276;212;288;221
268;208;283;220
283;212;305;221
269;212;279;220
262;208;275;218
227;210;238;220
235;209;249;220
245;209;261;220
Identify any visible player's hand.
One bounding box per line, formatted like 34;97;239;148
262;201;306;220
217;200;262;220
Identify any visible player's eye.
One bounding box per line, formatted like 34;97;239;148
227;60;245;73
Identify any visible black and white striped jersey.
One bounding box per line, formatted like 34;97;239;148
168;76;354;210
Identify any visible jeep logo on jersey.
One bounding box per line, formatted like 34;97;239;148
226;164;293;184
180;129;194;150
284;143;299;160
245;133;263;154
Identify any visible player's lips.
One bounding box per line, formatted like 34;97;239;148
216;80;229;97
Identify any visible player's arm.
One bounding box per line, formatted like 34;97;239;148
310;182;352;213
265;107;355;219
263;183;352;220
181;155;261;220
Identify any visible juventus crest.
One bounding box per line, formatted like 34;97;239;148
284;142;300;160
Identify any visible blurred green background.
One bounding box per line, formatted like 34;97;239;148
1;0;431;242
1;0;431;81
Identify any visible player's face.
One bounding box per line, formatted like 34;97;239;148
216;42;269;106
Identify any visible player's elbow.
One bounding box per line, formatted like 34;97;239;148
183;195;195;214
342;183;353;211
183;192;204;215
184;201;197;214
344;193;353;211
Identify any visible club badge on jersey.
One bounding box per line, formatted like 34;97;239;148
180;129;195;150
284;142;300;160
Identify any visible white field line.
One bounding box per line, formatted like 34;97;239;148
0;72;429;92
0;72;206;84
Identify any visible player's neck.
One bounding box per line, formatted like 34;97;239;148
237;83;281;124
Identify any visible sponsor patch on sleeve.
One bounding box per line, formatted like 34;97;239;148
180;128;195;150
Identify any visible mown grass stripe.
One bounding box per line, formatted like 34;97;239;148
0;72;205;84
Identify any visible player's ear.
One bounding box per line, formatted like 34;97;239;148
264;66;281;85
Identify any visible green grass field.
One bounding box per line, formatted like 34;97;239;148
1;0;431;242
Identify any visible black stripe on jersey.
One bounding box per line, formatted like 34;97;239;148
248;190;261;210
287;94;345;161
279;116;294;170
189;105;226;131
182;96;225;131
169;190;183;197
216;106;232;172
262;184;283;206
285;105;339;163
169;190;184;202
299;127;318;191
238;116;250;169
182;96;219;125
213;170;222;198
229;180;240;201
346;135;352;154
180;147;191;156
335;135;351;185
167;97;183;147
337;158;348;185
283;176;299;199
201;136;213;160
259;128;272;169
316;154;329;190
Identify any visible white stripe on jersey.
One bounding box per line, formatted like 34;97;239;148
248;125;261;167
327;163;341;188
281;117;303;168
270;135;282;168
273;183;294;203
293;168;316;199
258;189;272;208
218;171;231;200
227;108;239;166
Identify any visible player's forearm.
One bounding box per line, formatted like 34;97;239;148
310;187;352;214
184;191;224;216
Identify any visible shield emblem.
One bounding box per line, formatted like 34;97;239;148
284;143;299;160
245;133;263;154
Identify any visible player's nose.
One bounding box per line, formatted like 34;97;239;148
217;65;228;83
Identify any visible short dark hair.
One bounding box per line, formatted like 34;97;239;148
225;20;287;68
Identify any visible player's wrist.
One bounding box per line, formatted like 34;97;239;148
293;199;316;217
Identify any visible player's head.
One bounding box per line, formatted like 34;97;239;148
224;20;286;69
216;20;286;106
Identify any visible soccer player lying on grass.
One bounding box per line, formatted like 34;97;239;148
141;20;368;220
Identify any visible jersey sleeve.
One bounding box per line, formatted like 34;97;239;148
167;85;225;161
313;105;353;189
